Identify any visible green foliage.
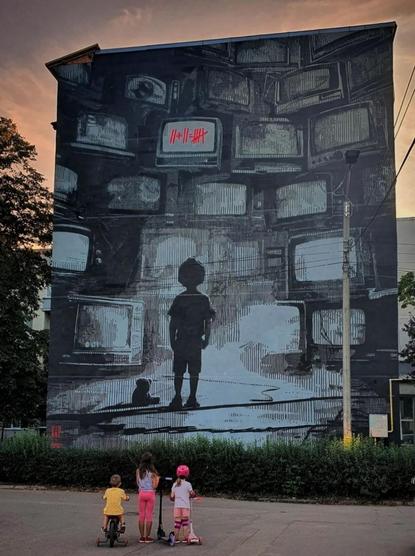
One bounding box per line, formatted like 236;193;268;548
0;117;52;427
398;272;415;309
398;272;415;367
1;434;415;501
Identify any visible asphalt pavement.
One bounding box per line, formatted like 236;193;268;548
1;486;414;556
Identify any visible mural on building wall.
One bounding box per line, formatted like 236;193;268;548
47;23;398;447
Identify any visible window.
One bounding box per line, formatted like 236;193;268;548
400;397;415;444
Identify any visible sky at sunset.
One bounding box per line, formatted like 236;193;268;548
0;0;414;215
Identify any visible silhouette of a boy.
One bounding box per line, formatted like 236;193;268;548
168;258;215;409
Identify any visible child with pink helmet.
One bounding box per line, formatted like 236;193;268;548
170;464;196;543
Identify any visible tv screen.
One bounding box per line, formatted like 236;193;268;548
234;119;303;158
239;303;301;353
361;164;393;205
233;241;260;277
348;43;392;95
311;31;352;57
309;27;389;62
107;175;161;212
55;63;89;84
125;75;167;105
280;67;332;103
142;231;206;283
195;182;247;215
202;235;261;278
236;39;289;65
156;118;222;168
312;308;366;345
52;230;90;272
312;105;372;154
205;68;250;107
276;179;327;219
74;304;131;350
184;42;234;62
54;165;78;201
76;113;128;150
294;236;357;282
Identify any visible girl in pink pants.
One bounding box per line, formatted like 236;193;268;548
136;452;159;543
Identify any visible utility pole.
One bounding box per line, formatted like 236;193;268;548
342;149;360;446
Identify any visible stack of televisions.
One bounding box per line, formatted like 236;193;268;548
50;24;397;407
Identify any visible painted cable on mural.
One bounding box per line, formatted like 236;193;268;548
47;23;398;447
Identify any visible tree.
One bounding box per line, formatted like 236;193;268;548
0;117;52;431
398;271;415;369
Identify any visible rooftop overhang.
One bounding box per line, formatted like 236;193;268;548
45;44;100;80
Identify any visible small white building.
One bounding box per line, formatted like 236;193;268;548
397;217;415;443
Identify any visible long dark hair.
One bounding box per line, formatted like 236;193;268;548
138;452;157;479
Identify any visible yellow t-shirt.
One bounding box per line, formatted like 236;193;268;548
103;487;127;516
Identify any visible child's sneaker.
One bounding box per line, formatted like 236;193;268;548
145;536;154;543
139;536;146;543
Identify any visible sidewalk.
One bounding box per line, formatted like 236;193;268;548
0;487;414;555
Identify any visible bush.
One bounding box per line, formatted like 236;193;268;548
1;433;415;501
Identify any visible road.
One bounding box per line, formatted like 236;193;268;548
1;487;414;556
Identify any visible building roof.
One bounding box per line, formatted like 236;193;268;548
46;21;396;75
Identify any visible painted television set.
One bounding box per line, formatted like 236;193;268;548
273;174;332;223
54;165;78;202
125;74;180;110
183;42;235;63
347;42;392;98
192;178;248;216
274;63;344;115
235;39;300;69
156;117;222;168
286;230;373;300
52;223;92;275
64;295;145;366
197;67;252;111
54;63;90;85
238;301;305;357
308;102;382;169
70;113;135;158
232;117;304;174
140;226;263;285
140;227;209;285
311;307;366;346
105;174;163;213
360;161;394;206
309;26;392;62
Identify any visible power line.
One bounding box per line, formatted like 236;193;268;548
394;64;415;128
395;87;415;140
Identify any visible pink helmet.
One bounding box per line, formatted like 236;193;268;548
176;464;190;478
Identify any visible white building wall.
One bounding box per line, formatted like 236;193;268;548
397;217;415;373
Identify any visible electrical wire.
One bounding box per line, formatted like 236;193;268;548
395;87;415;140
394;64;415;128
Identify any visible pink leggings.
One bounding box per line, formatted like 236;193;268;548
138;490;155;522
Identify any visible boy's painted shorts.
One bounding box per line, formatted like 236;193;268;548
173;354;201;376
174;508;190;519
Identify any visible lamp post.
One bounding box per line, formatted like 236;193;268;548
343;149;360;446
